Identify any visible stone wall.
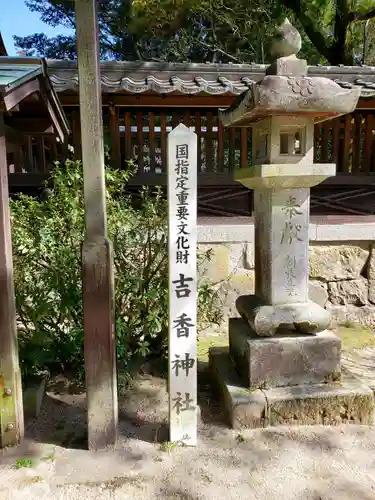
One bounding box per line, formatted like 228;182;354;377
197;219;375;327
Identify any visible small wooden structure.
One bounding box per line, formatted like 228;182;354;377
0;58;69;447
1;58;69;190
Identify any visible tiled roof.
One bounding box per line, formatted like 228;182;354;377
46;60;375;98
0;58;42;92
0;57;70;140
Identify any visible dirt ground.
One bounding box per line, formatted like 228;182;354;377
1;326;375;500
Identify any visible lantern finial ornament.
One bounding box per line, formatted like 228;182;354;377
271;18;302;59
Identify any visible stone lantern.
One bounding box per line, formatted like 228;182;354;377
210;20;374;428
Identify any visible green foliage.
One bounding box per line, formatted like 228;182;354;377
14;0;321;64
11;160;223;382
16;0;375;64
282;0;375;64
14;459;34;469
16;0;151;60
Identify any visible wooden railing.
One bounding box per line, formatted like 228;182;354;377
6;135;64;175
105;108;251;177
314;110;375;173
8;107;375;178
104;108;375;179
7;107;375;216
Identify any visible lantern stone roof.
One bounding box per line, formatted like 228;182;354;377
219;20;362;126
46;59;375;98
219;76;361;127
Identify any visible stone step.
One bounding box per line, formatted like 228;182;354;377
209;347;374;430
229;318;342;389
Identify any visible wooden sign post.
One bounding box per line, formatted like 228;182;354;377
75;0;118;450
0;113;24;448
168;124;198;446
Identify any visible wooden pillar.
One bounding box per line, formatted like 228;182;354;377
72;111;82;161
0;112;24;448
75;0;118;450
108;105;121;169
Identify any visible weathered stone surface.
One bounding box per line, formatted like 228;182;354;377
229;318;341;389
328;278;368;306
328;304;375;327
271;18;302;58
210;347;373;429
367;244;375;280
23;377;47;419
243;243;255;270
253;188;309;305
368;280;375;304
209;347;266;429
309;280;328;307
341;353;375;397
228;243;245;273
266;379;373;426
222;272;255;317
198;244;229;283
309;245;369;281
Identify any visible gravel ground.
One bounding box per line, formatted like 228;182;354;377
1;348;375;500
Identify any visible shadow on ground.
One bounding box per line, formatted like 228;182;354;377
20;360;226;451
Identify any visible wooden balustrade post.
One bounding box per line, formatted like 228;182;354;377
108;105;121;169
75;0;118;450
71;110;82;161
0;112;24;448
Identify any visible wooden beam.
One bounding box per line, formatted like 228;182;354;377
331;117;341;165
206;111;213;172
352;113;363;172
108;105;121;169
3;78;40;112
195;112;202;172
240;129;248;169
26;136;34;172
38;85;65;142
7;170;375;190
148;111;155;172
137;110;144;173
357;99;375;110
0;112;24;448
124;111;132;160
35;137;46;172
8;173;47;187
364;114;374;172
75;0;118;451
5;117;54;135
71;111;82;161
58;93;236;108
342;115;352;173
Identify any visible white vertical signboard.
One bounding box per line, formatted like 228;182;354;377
168;123;198;446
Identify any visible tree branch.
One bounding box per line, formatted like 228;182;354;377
282;0;332;61
349;8;375;23
197;40;243;62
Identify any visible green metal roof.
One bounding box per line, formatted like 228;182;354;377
0;58;42;93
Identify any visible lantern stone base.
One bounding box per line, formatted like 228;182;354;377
209;348;374;429
229;318;341;390
236;295;331;337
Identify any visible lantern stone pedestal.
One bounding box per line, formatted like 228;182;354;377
209;20;374;429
